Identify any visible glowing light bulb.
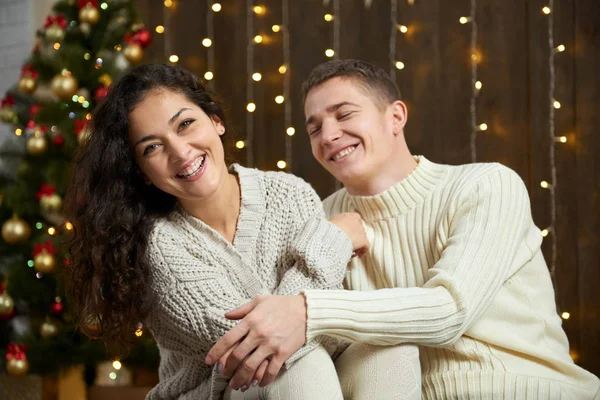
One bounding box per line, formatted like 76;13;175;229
395;61;405;70
325;49;335;57
112;361;122;370
286;127;295;136
48;227;56;235
164;0;172;7
212;3;222;12
155;25;165;34
398;25;408;33
202;38;212;47
541;228;550;237
459;16;471;24
542;6;551;14
277;160;286;169
169;55;179;63
553;100;561;109
556;136;567;143
475;81;482;90
254;35;263;44
556;44;565;52
272;25;280;33
478;123;488;131
540;181;550;189
561;312;570;320
236;141;245;149
204;71;214;81
324;14;334;22
65;222;74;230
252;72;262;81
247;103;256;112
253;6;264;15
278;65;287;74
275;95;284;104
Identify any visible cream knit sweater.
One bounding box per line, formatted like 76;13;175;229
144;165;353;400
306;156;600;399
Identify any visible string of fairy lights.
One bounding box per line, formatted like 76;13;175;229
541;1;567;302
460;1;486;163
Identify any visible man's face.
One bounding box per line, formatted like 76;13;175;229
304;77;400;189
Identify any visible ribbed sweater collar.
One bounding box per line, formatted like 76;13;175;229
348;156;448;221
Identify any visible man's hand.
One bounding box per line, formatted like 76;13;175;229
330;212;369;257
205;295;308;390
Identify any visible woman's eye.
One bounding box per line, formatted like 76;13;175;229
338;112;353;120
143;143;161;156
178;119;194;132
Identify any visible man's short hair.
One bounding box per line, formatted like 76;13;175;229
301;59;401;110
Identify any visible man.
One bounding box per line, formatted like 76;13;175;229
207;60;600;399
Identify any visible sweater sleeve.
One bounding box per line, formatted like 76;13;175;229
303;168;534;346
146;229;251;355
275;180;354;295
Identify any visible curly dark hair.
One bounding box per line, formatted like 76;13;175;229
64;64;233;356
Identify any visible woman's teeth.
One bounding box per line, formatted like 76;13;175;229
333;145;357;161
177;155;205;178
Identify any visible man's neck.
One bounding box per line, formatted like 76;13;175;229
345;149;417;196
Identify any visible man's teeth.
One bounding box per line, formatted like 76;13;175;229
333;146;357;161
177;156;205;178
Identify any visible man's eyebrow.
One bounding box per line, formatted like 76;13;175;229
305;101;360;126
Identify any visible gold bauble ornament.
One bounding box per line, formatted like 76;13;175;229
27;134;48;155
40;320;59;338
40;193;63;213
18;76;37;94
45;25;65;42
0;291;14;316
79;4;100;25
123;43;144;65
51;74;79;101
1;216;31;244
6;358;29;377
34;250;56;274
0;107;16;123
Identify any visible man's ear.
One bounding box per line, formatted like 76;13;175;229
391;100;408;135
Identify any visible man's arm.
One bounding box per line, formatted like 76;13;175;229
207;167;533;386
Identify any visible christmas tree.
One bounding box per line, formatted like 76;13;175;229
0;0;158;379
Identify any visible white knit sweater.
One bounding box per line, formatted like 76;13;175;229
306;156;600;399
144;165;353;400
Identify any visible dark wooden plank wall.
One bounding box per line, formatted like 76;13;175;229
133;0;600;376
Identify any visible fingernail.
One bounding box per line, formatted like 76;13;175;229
205;356;213;365
216;363;223;374
251;380;258;387
240;385;247;392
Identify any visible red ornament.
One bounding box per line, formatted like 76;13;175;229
32;241;57;257
36;183;56;200
77;0;98;9
74;119;89;136
50;300;64;316
1;95;15;109
29;104;41;118
21;64;39;79
6;343;27;361
94;86;109;103
53;135;65;146
26;120;37;130
133;29;152;48
44;15;67;29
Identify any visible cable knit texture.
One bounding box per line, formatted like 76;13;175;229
306;156;600;400
144;164;353;400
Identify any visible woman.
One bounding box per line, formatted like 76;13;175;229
64;64;365;399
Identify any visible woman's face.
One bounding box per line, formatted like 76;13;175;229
128;89;229;203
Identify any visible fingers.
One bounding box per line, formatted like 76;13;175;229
222;334;261;377
205;321;249;365
253;359;269;387
215;346;235;375
260;356;285;386
228;346;274;389
225;299;257;320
